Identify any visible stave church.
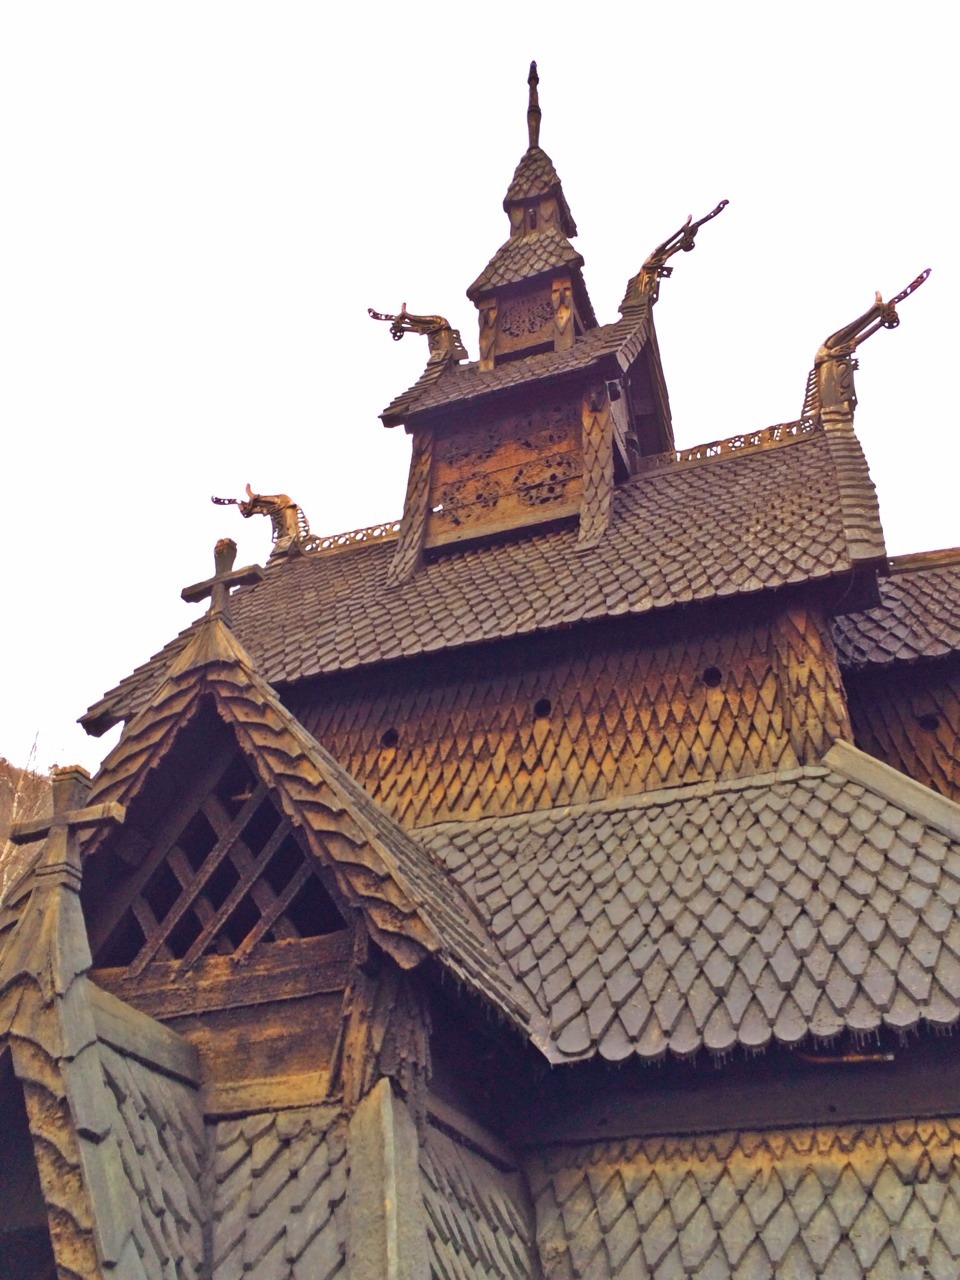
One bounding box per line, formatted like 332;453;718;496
3;62;960;1280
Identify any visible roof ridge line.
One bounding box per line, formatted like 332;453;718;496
822;740;960;844
890;546;960;574
633;418;820;480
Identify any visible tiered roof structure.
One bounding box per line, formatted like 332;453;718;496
2;65;959;1279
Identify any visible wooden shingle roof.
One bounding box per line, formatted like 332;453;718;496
528;1119;960;1278
834;549;960;670
419;743;960;1064
82;422;884;737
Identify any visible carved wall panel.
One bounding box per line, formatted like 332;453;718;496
494;288;555;358
846;659;960;803
297;605;850;829
425;400;583;547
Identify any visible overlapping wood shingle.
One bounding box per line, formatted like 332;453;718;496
419;744;960;1063
99;1041;205;1278
83;425;881;736
467;225;584;299
527;1119;960;1278
420;1123;538;1280
834;551;960;669
209;1105;347;1280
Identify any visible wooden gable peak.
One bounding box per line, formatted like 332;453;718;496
81;609;531;1034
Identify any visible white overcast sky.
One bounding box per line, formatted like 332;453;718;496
1;2;955;774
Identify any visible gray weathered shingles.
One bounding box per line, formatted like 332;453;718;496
834;553;960;669
527;1120;960;1279
99;1042;206;1278
209;1105;347;1280
419;766;960;1063
421;1123;538;1280
84;428;872;734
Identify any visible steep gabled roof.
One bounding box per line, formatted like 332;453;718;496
419;741;960;1064
83;611;529;1029
834;548;960;670
83;421;884;735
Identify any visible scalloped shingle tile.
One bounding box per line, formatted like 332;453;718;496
419;765;960;1063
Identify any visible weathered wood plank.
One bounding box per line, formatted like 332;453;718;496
88;983;201;1087
91;931;353;1018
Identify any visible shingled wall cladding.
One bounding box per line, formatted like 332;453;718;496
421;766;960;1061
209;1104;347;1280
301;606;849;828
527;1120;960;1278
421;1124;540;1280
99;1042;206;1278
846;663;960;805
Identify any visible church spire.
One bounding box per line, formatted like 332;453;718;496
468;62;595;368
527;60;541;149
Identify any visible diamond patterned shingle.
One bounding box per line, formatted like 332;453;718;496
100;1042;206;1278
421;1123;538;1279
528;1118;960;1278
84;426;877;735
210;1105;347;1280
419;748;960;1063
834;551;960;669
467;225;583;299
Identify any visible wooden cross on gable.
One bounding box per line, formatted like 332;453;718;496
181;537;263;626
11;765;125;888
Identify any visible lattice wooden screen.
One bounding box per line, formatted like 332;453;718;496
93;754;345;972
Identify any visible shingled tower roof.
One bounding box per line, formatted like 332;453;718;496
466;62;596;327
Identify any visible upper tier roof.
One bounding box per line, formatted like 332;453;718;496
833;548;960;670
381;310;639;425
466;224;584;301
83;421;884;736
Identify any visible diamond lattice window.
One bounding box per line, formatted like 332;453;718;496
93;754;344;971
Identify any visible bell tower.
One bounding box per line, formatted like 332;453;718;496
468;62;596;370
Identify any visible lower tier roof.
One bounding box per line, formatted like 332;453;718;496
419;742;960;1064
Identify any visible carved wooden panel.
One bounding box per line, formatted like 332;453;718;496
425;400;582;548
90;752;346;974
846;659;960;803
297;605;850;828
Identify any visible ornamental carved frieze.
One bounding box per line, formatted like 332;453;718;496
498;293;554;338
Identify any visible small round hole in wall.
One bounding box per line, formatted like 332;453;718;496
533;697;552;719
380;727;399;749
917;713;940;732
702;666;722;688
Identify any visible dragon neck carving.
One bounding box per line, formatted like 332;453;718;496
802;270;930;423
621;200;728;312
368;303;467;366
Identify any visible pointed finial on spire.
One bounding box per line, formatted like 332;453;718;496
527;61;541;149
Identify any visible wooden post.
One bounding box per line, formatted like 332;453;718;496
346;1078;430;1280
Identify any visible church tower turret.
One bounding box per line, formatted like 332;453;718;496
467;62;597;369
374;64;727;583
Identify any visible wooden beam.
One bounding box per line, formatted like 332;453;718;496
87;984;201;1088
91;930;353;1018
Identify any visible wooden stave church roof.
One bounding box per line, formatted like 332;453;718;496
82;419;885;738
